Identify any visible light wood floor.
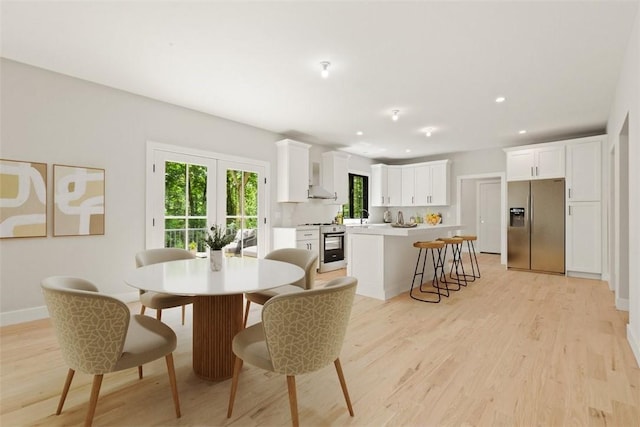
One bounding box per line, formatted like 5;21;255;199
2;254;639;426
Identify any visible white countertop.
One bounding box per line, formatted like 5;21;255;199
346;223;464;236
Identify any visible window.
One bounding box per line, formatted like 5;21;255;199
343;173;368;219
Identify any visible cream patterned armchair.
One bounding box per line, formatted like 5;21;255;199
135;248;195;325
228;276;357;427
41;276;181;427
243;248;318;327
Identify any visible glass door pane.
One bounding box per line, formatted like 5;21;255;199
224;169;258;257
164;161;208;251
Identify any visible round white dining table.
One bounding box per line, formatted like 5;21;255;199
124;256;304;381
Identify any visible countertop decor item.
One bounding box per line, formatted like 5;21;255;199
391;223;417;228
426;213;442;225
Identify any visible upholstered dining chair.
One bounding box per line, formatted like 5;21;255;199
228;276;357;427
243;248;318;327
41;276;181;427
135;248;195;325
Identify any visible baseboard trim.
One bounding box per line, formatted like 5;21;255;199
0;291;140;327
627;324;640;368
566;271;602;280
616;297;630;311
0;306;49;327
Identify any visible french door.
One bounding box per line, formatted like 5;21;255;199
146;144;267;258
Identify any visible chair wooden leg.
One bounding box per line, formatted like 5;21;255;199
243;300;251;328
156;309;162;321
56;368;75;415
140;305;146;315
286;375;299;427
227;356;243;418
334;358;354;416
181;305;186;325
165;353;181;418
85;374;103;427
138;365;143;379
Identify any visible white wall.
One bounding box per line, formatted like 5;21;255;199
607;8;640;366
0;59;373;324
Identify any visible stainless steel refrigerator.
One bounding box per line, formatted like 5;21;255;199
507;179;565;274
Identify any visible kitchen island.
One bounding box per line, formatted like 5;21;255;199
347;223;464;300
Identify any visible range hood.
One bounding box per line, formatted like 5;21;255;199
308;185;336;200
307;161;337;200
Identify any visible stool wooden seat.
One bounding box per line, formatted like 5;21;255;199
410;240;448;303
454;235;481;281
436;237;467;289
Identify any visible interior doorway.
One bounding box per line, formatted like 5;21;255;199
457;173;507;265
612;115;630;310
477;180;501;253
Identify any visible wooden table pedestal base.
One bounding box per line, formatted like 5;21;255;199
192;294;243;381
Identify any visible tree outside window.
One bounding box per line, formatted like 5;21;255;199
343;173;368;219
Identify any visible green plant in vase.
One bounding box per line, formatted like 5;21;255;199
204;224;235;271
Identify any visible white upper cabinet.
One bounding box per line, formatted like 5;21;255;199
506;144;565;181
412;161;450;206
371;164;402;206
276;139;310;202
375;160;450;207
428;161;450;206
401;166;416;206
566;139;601;202
322;151;350;205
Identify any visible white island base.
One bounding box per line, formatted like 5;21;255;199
347;224;464;300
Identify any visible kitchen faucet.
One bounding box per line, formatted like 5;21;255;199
360;209;369;224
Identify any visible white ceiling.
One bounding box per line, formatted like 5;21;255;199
1;1;638;161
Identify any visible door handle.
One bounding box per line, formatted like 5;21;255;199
412;196;414;204
568;206;572;216
568;188;572;199
535;166;539;176
531;166;534;177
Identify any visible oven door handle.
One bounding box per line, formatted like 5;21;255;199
323;232;345;237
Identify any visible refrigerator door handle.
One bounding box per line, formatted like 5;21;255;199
529;192;533;228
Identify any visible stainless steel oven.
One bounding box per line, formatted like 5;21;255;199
319;224;346;272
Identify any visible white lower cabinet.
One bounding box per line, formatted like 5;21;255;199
566;201;601;275
273;227;319;270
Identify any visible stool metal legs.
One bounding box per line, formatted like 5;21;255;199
444;242;468;289
410;247;448;303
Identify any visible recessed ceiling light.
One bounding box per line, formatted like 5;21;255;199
519;130;527;134
425;127;434;137
320;61;330;79
392;110;400;121
356;131;363;136
405;149;411;153
495;96;506;103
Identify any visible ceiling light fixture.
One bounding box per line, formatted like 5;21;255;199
425;127;433;137
320;61;330;79
356;131;363;136
392;110;400;121
495;96;506;103
405;149;411;153
519;130;527;134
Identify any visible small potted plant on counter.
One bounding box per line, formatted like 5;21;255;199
204;224;235;271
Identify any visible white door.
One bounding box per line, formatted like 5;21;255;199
478;181;501;253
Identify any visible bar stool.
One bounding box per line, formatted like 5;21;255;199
436;237;467;290
411;240;448;303
455;235;480;282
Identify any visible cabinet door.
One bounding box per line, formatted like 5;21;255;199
567;140;601;202
428;163;449;206
414;165;430;205
322;151;349;204
370;165;387;207
566;201;601;274
296;239;320;269
387;167;402;206
535;145;565;179
276;140;310;202
507;150;535;181
401;166;415;206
